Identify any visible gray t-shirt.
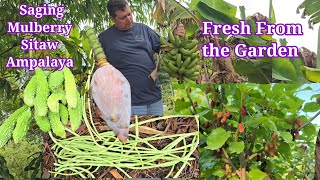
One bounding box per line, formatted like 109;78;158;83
98;22;162;106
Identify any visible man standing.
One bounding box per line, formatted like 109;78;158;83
99;0;184;115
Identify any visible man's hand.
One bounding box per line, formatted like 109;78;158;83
174;23;185;37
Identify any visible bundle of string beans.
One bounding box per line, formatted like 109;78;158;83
50;110;199;178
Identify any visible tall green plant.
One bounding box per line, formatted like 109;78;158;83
295;0;320;82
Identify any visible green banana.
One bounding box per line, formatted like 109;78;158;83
174;35;181;47
168;31;175;44
182;76;196;83
163;54;175;61
176;54;182;68
189;44;198;53
180;34;188;47
184;66;198;75
184;39;198;49
187;58;199;69
191;51;201;59
181;57;192;68
162;64;176;75
167;53;178;60
179;47;192;56
167;62;179;72
169;48;179;56
186;71;199;78
187;75;198;81
178;66;186;75
163;56;177;66
160;36;170;45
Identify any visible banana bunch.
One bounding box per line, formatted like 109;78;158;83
160;31;200;83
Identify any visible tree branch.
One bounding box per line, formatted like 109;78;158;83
297;110;320;132
222;148;237;171
0;43;19;56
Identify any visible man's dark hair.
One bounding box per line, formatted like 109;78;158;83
107;0;128;18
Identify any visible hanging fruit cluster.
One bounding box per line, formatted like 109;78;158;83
0;67;82;148
159;31;201;83
293;118;303;130
213;110;231;123
264;136;280;157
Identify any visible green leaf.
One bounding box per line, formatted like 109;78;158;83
174;99;191;112
302;124;317;137
196;2;238;24
289;55;309;83
81;35;92;62
70;25;80;39
280;131;292;143
268;0;276;23
200;149;217;170
234;35;249;40
185;24;199;37
246;117;277;132
272;58;298;82
311;94;320;100
212;169;225;177
243;20;270;46
272;73;293;81
224;106;239;113
234;59;271;83
200;0;237;17
206;128;231;150
246;118;261;128
303;102;320;112
228;141;244;154
189;0;200;10
261;119;277;132
279;38;288;46
278;141;291;158
247;169;267;180
243;35;269;46
239;6;246;20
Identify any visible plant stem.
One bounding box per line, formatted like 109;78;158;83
268;0;273;23
317;27;320;69
297;110;320;132
186;92;197;114
222;148;237;171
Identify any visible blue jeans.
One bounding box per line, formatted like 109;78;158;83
131;99;163;115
